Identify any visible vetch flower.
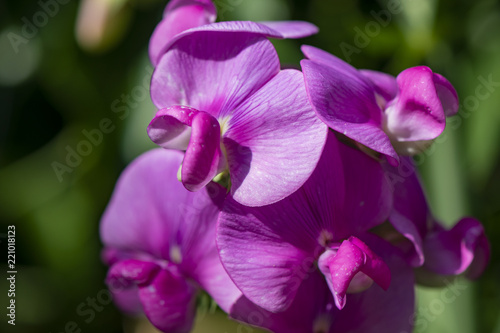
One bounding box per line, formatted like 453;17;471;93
100;149;241;333
301;45;459;161
148;26;327;206
217;132;415;332
381;157;490;284
149;0;319;66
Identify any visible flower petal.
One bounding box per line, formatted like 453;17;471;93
100;149;188;258
230;234;415;333
161;20;319;54
257;21;319;38
181;111;222;192
360;69;398;102
229;273;330;333
217;132;392;312
100;149;225;263
433;72;459;116
107;259;161;286
423;218;490;278
385;66;446;144
151;31;280;117
101;149;241;319
109;287;143;315
301;45;360;77
191;250;243;313
106;260;197;332
318;242;365;310
149;0;216;65
318;237;390;310
301;53;397;159
337;140;393;234
147;106;198;150
138;268;197;333
105;258;148;315
388;210;425;267
332;234;415;333
348;237;391;290
224;69;327;206
384;157;429;266
217;194;315;312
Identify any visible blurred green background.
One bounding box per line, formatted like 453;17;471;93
0;0;499;332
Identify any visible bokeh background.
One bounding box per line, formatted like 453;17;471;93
1;0;499;332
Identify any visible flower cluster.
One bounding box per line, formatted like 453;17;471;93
100;1;490;332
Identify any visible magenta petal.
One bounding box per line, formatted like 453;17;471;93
165;0;215;13
333;234;415;333
108;259;161;286
138;268;197;333
319;237;390;310
257;21;319;38
229;273;330;333
217;196;314;312
149;0;217;65
360;69;398;102
151;31;279;116
100;149;225;262
337;140;393;234
147;106;199;150
385;157;430;266
224;69;327;206
433;72;459;116
423;218;490;278
389;210;425;267
100;149;188;258
106;260;155;314
318;242;365;310
110;287;143;315
301;45;361;77
162;21;318;53
385;66;446;143
217;132;391;312
231;235;414;333
348;236;391;290
190;251;243;313
181;112;222;192
301;58;397;159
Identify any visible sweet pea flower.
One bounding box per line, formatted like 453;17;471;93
381;157;490;284
301;45;459;161
100;149;241;333
147;25;327;207
149;0;319;66
217;132;415;332
229;235;414;333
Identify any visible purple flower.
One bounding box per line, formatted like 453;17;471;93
149;0;217;66
100;149;242;333
217;132;415;332
147;26;327;206
301;45;459;161
382;157;490;283
149;0;319;66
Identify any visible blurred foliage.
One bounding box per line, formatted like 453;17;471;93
0;0;499;332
